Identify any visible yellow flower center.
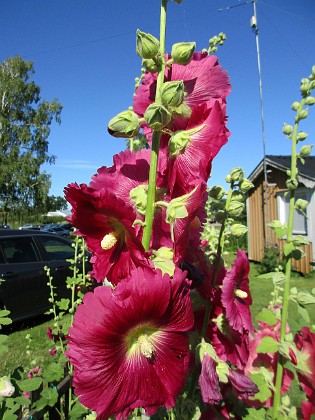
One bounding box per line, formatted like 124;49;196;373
126;324;159;359
101;233;118;250
234;289;248;299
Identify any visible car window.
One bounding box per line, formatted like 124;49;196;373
37;236;74;261
0;237;40;263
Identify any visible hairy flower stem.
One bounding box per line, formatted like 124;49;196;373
142;0;168;251
272;100;304;419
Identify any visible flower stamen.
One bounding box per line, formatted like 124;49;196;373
101;233;118;250
138;334;155;358
234;289;248;299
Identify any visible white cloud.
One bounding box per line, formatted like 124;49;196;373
56;160;100;170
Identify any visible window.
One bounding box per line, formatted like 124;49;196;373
38;236;74;261
277;189;309;235
0;237;40;263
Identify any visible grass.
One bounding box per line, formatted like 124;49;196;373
1;261;314;377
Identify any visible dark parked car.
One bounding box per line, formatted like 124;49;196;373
0;230;90;322
41;225;70;238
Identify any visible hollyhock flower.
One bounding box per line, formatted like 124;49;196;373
221;250;254;333
65;183;149;284
168;101;230;193
228;369;258;399
0;377;14;397
66;266;193;419
301;401;315;420
133;52;231;138
244;326;294;407
199;354;222;405
294;327;315;401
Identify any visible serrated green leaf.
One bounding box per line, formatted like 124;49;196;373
256;308;278;326
242;407;266;420
256;336;279;354
14;395;31;406
3;411;18;420
43;362;64;382
292;235;309;246
68;401;89;419
56;298;70;311
249;372;272;403
18;377;42;392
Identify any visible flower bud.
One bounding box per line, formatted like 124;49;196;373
171;42;196;65
161;81;185;107
136;30;160;60
108;110;141;138
286;178;298;191
299;144;313;157
296;109;308;121
168;125;204;157
291;101;300;111
282;124;293;135
142;58;158;73
296;131;308;141
229;168;244;182
0;377;15;397
215;210;226;223
239;178;254;193
144;103;172;130
208;185;225;200
230;191;244;203
295;198;308;212
230;223;248;238
225;174;232;183
227;201;245;217
305;96;315;106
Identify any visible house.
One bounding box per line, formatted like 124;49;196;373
246;155;315;275
43;210;71;218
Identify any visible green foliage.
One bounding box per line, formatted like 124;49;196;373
258;247;283;274
0;55;62;221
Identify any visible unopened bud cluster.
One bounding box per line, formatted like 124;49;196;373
208;33;227;54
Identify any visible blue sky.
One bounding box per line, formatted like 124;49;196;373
1;0;315;201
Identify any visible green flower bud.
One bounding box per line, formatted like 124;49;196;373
282;124;293;135
291;102;300;111
239;178;254;193
296;109;308;121
286;178;298;191
144;103;172;131
229;167;244;182
225;174;232;183
230;223;248;238
161;81;185;107
299;144;313;157
230;190;244;203
305;96;315;106
300;83;309;95
208;185;225;200
227;201;245;217
171;42;196;65
312;65;315;75
142;58;158;73
197;339;217;364
297;131;308;141
295;198;308;212
108;110;140;138
168;125;205;157
136;30;160;60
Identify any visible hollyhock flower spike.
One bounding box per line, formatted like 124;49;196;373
221;250;254;333
66;266;194;419
64;183;149;284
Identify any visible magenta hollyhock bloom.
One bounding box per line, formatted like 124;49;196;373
228;369;258;399
221;250;254;333
66;266;193;419
168;101;230;193
65;183;149;284
294;327;315;401
198;354;222;405
133;53;231;137
301;401;315;420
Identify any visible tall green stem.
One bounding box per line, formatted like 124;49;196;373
142;0;168;251
271;101;304;419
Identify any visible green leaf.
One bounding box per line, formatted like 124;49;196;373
283;242;295;256
256;336;279;354
0;334;9;353
34;387;58;411
43;362;64;382
68;401;89;419
18;377;42;392
256;308;278;326
297;291;315;305
249;372;272;403
3;411;18;420
297;303;310;323
242;407;266;420
56;298;70;311
292;235;309;246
